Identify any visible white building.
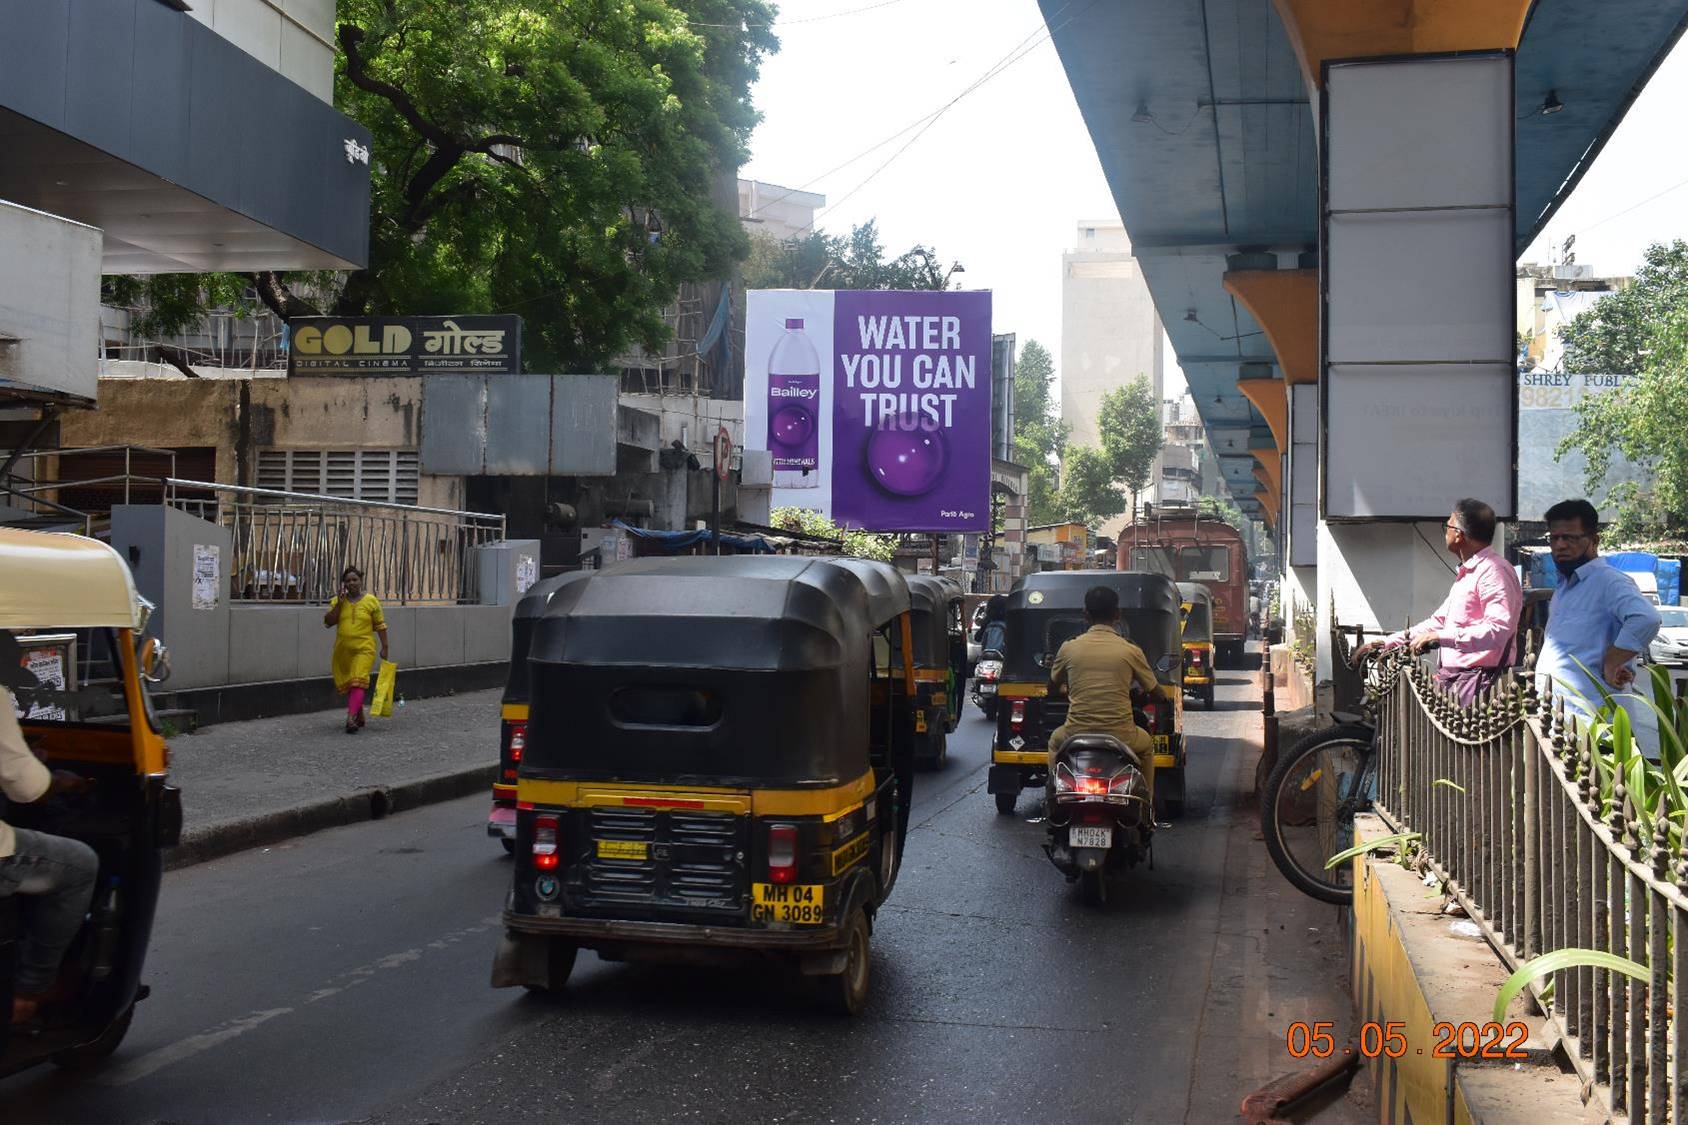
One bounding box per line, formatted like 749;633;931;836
1060;221;1164;533
739;180;827;241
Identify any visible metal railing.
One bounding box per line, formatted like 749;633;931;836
0;445;181;533
1368;640;1684;1122
163;479;505;606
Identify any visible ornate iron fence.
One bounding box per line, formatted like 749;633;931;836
1370;642;1684;1122
164;479;505;605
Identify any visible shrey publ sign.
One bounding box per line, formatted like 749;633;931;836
287;315;522;376
744;290;992;534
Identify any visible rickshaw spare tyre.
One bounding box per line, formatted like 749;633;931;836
818;909;871;1016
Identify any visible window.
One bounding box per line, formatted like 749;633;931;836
257;450;419;504
1178;546;1230;582
608;686;722;728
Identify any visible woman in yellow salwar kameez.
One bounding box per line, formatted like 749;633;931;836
323;566;389;734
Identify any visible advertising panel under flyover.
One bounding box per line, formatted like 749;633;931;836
744;289;991;533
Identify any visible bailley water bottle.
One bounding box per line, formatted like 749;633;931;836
768;318;819;489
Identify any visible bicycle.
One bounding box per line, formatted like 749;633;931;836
1259;648;1399;905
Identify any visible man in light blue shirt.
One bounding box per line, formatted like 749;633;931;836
1536;499;1662;753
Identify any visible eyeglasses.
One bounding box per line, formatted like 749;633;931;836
1444;523;1462;533
1547;533;1591;544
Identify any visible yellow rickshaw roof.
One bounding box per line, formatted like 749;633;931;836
0;528;144;629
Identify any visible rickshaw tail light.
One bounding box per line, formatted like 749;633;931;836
767;824;798;884
508;722;527;763
532;813;559;862
1009;700;1026;730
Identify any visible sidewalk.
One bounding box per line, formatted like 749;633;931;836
166;686;503;869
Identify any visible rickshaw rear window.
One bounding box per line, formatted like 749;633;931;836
608;686;722;728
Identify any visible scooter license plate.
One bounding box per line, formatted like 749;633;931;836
977;683;996;695
1069;825;1112;849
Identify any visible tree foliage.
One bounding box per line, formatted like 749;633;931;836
1195;494;1243;527
771;506;896;562
1559;307;1688;539
1561;241;1688;376
109;0;777;372
1009;339;1068;526
743;221;955;291
1055;376;1163;530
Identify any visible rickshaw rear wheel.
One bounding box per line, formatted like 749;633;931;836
818;910;871;1016
51;1005;135;1071
994;791;1017;815
500;839;516;855
522;940;578;993
1202;685;1215;709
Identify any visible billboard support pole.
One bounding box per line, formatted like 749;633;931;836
710;471;722;556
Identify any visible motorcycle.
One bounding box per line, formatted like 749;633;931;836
971;649;1002;720
1042;725;1153;907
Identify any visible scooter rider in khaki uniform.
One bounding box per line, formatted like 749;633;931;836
1048;585;1159;806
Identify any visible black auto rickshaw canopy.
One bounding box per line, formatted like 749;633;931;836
1002;571;1183;684
1177;582;1215;645
902;574;959;669
521;555;904;788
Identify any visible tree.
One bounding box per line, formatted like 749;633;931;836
108;0;777;372
1558;307;1688;540
1056;445;1126;528
1195;494;1243;527
1561;241;1688;375
771;507;896;562
1009;339;1068;526
1097;377;1165;524
743;220;955;291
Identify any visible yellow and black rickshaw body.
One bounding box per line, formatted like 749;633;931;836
1;529;180;1078
989;570;1188;818
1177;581;1217;710
904;576;964;768
491;555;919;1014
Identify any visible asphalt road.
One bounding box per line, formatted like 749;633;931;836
1;666;1362;1124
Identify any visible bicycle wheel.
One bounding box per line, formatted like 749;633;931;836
1261;723;1375;905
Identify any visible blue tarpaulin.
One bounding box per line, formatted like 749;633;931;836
611;518;775;555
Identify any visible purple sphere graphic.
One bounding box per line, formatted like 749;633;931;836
770;405;814;448
867;423;947;497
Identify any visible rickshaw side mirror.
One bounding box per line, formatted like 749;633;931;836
139;636;172;684
136;595;156;633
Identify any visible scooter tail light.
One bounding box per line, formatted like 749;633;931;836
767;824;798;884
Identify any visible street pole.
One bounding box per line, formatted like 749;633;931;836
711;470;721;556
930;533;940;575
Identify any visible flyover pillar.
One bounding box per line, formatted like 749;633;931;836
1271;0;1529;678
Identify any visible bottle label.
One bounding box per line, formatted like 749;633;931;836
767;372;819;471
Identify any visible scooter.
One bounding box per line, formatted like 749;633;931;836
971;649;1002;720
1042;731;1153;906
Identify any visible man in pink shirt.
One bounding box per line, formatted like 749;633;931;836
1354;498;1522;706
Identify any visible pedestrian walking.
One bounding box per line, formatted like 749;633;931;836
1536;498;1662;754
1354;498;1521;706
323;565;389;734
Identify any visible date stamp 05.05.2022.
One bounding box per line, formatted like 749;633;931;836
1285;1020;1531;1061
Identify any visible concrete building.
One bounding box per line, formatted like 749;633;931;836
1515;261;1630;372
1060;221;1164;453
739;179;827;242
0;0;369;411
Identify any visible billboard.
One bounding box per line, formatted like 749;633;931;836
745;290;992;532
1517;370;1644;521
288;315;521;376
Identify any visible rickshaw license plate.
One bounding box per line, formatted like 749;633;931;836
1154;735;1170;753
596;839;649;860
1070;826;1112;849
751;883;826;924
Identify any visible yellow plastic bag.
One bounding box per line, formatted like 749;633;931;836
371;660;397;718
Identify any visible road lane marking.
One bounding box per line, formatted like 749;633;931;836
97;915;501;1086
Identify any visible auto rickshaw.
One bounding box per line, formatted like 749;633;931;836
989;571;1187;818
903;576;964;770
1177;582;1217;710
1;529;180;1078
486;573;575;853
490;555;919;1015
932;575;968;733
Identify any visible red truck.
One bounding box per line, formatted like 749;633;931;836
1117;510;1250;668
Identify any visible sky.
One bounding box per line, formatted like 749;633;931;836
740;0;1688;399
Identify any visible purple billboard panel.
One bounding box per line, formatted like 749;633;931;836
830;291;991;532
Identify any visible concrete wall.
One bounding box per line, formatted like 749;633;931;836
0;201;102;402
187;0;335;103
110;506;514;692
618;393;744;455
